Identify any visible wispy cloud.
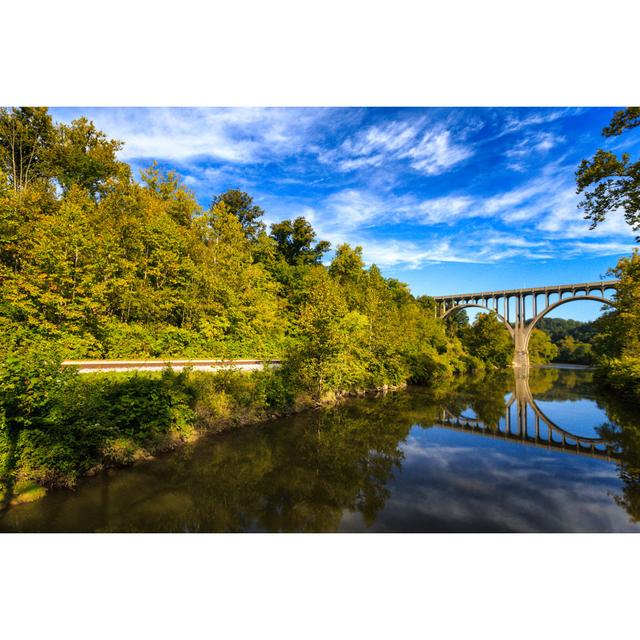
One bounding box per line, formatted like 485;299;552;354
319;118;474;176
52;107;333;164
499;108;578;136
401;129;474;174
505;131;565;159
291;161;636;269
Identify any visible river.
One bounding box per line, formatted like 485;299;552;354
2;366;640;532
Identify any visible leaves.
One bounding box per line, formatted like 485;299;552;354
576;107;640;235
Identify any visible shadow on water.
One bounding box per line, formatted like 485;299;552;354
2;366;640;532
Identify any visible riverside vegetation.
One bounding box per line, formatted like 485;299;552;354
1;107;639;507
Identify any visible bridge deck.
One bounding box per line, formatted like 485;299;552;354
432;280;618;301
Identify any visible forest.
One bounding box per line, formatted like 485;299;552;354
0;107;639;506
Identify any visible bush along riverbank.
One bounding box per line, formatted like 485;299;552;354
0;339;465;508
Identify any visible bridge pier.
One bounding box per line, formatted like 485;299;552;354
513;325;530;368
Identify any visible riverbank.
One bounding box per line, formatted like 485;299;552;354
5;359;635;510
0;365;406;509
540;363;594;370
4;366;640;533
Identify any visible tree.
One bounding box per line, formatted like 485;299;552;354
528;329;558;365
211;189;266;241
48;117;127;198
462;312;513;368
0;107;55;193
269;217;330;266
555;335;593;365
141;163;199;226
445;308;469;338
576;107;640;236
328;243;365;284
536;317;597;344
289;270;369;398
593;251;640;361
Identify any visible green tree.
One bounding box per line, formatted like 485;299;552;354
270;217;330;266
445;308;469;339
329;243;365;284
0;107;55;193
528;328;558;365
591;251;640;400
287;269;369;398
48;117;127;198
462;312;513;368
576;107;640;236
211;189;266;241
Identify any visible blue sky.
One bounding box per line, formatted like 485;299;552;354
51;107;640;320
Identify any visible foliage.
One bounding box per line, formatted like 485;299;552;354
536;317;598;344
576;107;640;236
590;251;640;400
597;356;640;402
459;312;513;368
0;106;519;503
269;216;331;266
527;328;558;365
210;188;266;241
555;335;593;365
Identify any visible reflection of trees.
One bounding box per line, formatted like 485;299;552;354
594;396;640;522
529;367;595;400
527;367;559;395
437;371;512;429
80;394;420;532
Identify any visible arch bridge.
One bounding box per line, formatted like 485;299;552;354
432;281;619;367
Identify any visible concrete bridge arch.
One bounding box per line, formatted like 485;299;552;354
519;294;614;358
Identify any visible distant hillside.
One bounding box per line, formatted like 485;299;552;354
536;318;597;344
536;318;596;365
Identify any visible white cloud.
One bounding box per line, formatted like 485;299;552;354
291;169;637;269
400;130;474;175
505;131;565;159
500;109;577;136
51;107;331;164
340;120;421;157
320;118;474;176
49;107;636;271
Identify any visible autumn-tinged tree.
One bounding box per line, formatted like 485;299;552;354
329;243;365;284
48;117;127;198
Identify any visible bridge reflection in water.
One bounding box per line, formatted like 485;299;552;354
438;369;618;460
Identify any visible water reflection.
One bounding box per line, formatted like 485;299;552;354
439;368;618;459
2;367;640;532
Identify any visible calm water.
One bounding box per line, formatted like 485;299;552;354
2;367;640;533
